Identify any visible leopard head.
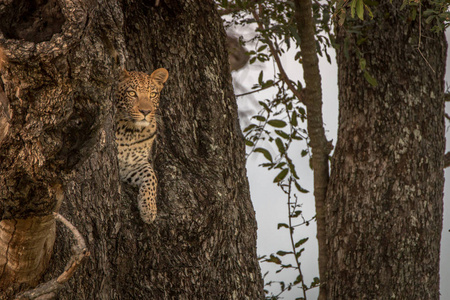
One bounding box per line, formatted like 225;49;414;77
116;68;169;127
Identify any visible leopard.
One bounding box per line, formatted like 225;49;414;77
115;68;169;224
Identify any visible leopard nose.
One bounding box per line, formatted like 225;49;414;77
139;109;151;116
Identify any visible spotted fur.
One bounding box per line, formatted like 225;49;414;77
115;68;169;223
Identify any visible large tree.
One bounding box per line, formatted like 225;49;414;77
217;0;447;298
325;0;447;298
0;0;263;299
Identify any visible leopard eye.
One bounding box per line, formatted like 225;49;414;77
150;92;158;98
127;91;137;97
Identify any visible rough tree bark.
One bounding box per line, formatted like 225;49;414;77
0;0;263;299
326;0;447;298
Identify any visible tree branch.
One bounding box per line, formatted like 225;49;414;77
235;80;281;97
15;213;89;300
251;7;304;103
293;0;330;299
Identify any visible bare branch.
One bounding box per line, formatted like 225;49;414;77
15;213;89;300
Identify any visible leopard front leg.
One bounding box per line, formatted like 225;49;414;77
123;162;158;224
138;170;158;223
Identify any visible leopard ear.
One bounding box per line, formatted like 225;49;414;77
120;69;130;81
150;68;169;85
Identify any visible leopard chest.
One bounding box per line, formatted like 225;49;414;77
116;121;156;169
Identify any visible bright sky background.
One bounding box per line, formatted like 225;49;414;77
232;28;450;299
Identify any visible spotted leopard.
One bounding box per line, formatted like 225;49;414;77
115;68;169;223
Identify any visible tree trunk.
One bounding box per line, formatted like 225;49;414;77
293;1;330;298
0;0;263;299
326;0;446;298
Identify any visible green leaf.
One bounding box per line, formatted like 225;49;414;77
266;254;281;264
258;100;271;112
310;277;320;288
268;119;287;128
294;238;309;248
277;250;293;256
295;248;305;259
338;9;346;26
288;160;299;179
295;181;309;193
301;149;308;157
365;4;374;19
275;162;286;169
253;115;266;122
363;70;378;86
275;130;290;139
291;110;298;126
356;0;364;20
277;223;289;229
359;57;366;70
298;106;306;116
243;124;257;133
258;71;263;85
275;138;285;154
410;7;417;21
257;45;267;52
254;147;273;162
260;162;275;168
273;168;289;183
261;80;274;88
245;140;254;147
350;0;357;18
293;274;303;285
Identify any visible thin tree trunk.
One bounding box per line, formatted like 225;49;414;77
326;0;446;298
0;0;263;299
293;1;330;298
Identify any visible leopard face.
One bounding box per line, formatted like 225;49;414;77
116;68;169;127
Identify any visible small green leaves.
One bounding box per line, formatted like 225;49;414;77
295;181;309;193
310;277;320;288
254;147;273;162
275;138;285;154
243;124;257;133
356;0;364;20
348;0;374;22
359;57;367;70
278;223;289;229
268;119;287;128
257;45;268;52
273;168;289;183
253;115;266;122
277;250;293;256
265;254;282;265
363;70;378;87
294;238;309;248
350;0;357;19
